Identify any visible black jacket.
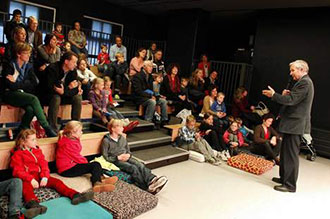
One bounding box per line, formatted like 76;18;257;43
44;62;79;103
2;61;38;94
131;69;154;105
160;75;181;101
109;61;128;76
4;20;25;42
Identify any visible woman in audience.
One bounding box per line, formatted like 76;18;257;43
2;42;56;137
251;113;281;165
102;119;168;194
56;121;118;192
11;129;94;216
161;63;192;114
197;54;211;78
188;68;205;109
53;22;65;48
204;70;219;92
77;58;97;100
61;41;71;56
146;42;157;61
4;26;26;61
68;21;88;56
129;47;146;76
177;115;222;165
109;52;129;94
199;113;229;161
232;86;260;127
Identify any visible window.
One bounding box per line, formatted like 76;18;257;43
9;1;39;21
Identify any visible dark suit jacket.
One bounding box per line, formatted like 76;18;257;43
131;69;154;105
272;75;314;135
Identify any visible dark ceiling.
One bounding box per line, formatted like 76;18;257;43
105;0;330;15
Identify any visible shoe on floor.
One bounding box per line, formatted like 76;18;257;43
274;185;296;193
225;150;231;159
218;151;228;161
272;177;282;184
148;176;168;195
71;191;95;205
25;200;47;217
93;182;115;193
101;176;118;185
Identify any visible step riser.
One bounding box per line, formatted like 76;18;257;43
145;154;189;169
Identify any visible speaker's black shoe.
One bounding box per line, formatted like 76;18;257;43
274;185;296;193
272;177;282;184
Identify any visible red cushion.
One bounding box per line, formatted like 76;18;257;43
227;153;274;175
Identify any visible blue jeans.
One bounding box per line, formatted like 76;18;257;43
71;44;88;57
142;98;168;122
0;178;23;217
114;157;155;190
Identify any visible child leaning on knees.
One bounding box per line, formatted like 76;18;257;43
77;58;97;100
211;92;229;128
177;115;222;165
101;119;168;194
223;121;246;156
10;129;94;217
235;117;254;146
56;121;118;193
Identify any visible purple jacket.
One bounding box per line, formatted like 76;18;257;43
88;89;107;111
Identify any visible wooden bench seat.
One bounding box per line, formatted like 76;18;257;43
0;104;23;124
164;123;200;141
43;102;93;120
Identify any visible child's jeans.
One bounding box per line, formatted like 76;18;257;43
0;178;23;217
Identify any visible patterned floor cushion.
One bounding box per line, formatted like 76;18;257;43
227;153;274;175
103;170;133;184
93;180;158;219
0;188;60;218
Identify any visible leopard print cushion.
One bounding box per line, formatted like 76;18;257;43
0;188;60;218
93;180;158;219
227;153;274;175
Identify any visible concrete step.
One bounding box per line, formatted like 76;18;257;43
128;129;171;150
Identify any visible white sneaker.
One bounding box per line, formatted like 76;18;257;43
225;150;231;159
211;160;222;166
219;151;228;161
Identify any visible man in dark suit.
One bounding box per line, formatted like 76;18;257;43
26;16;42;60
132;60;168;123
263;60;314;192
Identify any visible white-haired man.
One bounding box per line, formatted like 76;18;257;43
26;16;42;59
262;60;314;192
132;60;168;123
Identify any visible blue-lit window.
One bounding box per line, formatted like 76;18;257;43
9;1;39;21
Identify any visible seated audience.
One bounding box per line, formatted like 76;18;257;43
177;115;222;165
180;77;196;110
223;121;245;156
52;22;65;48
251;113;281;165
210;92;229;128
101;119;168;194
61;41;71;56
5;26;26;61
68;21;88;56
129;47;146;77
97;44;111;75
199;113;229;161
201;85;221;121
232;86;260;127
152;72;165;100
4;9;25;42
108;52;129;94
26;16;42;60
197;54;211;78
204;70;219;92
235;117;254;145
77;58;97;100
146;42;157;61
56;121;118;192
45;51;82;131
188;68;205;108
132;61;168;123
2;42;56;137
152;49;166;76
11;129;94;217
110;35;127;62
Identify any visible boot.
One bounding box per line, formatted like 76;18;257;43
93;182;115;193
71;191;94;205
25;200;47;217
101;176;118;184
43;126;57;137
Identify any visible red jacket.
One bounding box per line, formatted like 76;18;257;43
97;52;110;65
56;136;88;173
223;130;244;147
10;147;50;182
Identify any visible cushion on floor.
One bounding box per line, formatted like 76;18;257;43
227;153;274;175
103;170;133;184
93;180;158;219
26;197;112;219
188;151;205;163
0;188;60;219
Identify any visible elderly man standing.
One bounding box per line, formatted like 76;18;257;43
132;60;168;123
262;60;314;193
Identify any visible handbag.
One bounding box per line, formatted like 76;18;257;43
253;101;270;117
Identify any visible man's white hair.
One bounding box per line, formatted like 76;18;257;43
289;60;309;73
144;60;153;67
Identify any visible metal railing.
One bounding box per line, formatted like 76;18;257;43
194;60;253;104
0;11;166;65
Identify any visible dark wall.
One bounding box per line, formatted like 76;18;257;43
1;0;167;40
252;8;330;130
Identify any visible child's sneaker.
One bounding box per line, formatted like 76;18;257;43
225;150;231;159
218;151;228;161
93;183;115;193
123;120;139;133
25;200;47;217
71;191;94;205
101;176;118;184
148;176;168;195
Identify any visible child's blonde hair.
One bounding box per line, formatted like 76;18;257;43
107;119;124;133
15;129;36;149
103;76;112;83
217;92;225;97
101;44;108;50
58;120;83;139
186;115;196;124
92;77;104;90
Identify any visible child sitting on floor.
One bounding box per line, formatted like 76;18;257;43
56;121;118;193
10;129;94;217
211;92;229;128
152;72;166;101
235;117;254;146
223;121;245;156
101;119;168;194
177;115;222;165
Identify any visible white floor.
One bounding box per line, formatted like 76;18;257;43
136;155;330;219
